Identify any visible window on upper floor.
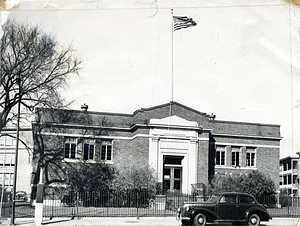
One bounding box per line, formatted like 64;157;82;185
283;175;287;185
293;175;297;184
83;143;95;160
0;137;4;146
216;146;226;166
280;164;283;171
231;147;240;167
246;147;256;167
283;163;287;171
288;174;292;185
101;140;113;161
0;153;15;166
293;160;298;170
64;138;77;159
0;136;16;147
279;175;283;185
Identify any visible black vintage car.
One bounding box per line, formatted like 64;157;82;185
177;192;272;226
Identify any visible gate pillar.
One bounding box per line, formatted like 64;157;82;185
35;168;44;226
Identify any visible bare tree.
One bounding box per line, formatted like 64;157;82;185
0;19;81;132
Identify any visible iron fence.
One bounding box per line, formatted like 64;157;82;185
42;190;194;218
5;190;300;218
256;194;300;218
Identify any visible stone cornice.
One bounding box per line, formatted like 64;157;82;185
211;132;282;140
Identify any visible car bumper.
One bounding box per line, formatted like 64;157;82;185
176;212;191;221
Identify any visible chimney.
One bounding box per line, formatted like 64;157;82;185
209;113;216;120
81;103;88;111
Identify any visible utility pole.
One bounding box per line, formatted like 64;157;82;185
297;151;300;198
11;77;21;225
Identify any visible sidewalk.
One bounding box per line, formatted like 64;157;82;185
1;217;300;226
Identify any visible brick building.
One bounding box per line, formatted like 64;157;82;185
32;102;281;194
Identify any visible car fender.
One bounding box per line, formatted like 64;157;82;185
245;207;271;221
192;208;218;222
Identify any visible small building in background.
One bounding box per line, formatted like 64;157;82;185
0;128;33;195
280;154;300;197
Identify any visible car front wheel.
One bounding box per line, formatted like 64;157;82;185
193;213;207;226
248;213;260;226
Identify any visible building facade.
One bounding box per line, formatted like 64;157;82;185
32;102;281;194
279;154;300;197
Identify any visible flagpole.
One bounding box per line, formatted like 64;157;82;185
170;9;174;117
171;9;174;103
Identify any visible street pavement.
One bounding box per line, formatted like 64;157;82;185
1;217;300;226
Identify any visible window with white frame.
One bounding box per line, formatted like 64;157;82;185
83;143;95;160
293;160;298;170
216;146;226;166
0;155;4;166
0;173;14;186
0;137;5;146
0;153;15;166
101;140;112;161
231;147;240;167
64;138;77;159
246;147;256;167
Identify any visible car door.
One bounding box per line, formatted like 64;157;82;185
237;195;257;219
216;194;240;220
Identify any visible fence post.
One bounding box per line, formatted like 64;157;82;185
136;191;139;219
76;192;79;219
35;184;44;226
50;191;54;220
106;190;109;216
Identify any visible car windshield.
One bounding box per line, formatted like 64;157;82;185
206;195;221;203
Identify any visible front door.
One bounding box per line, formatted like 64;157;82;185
163;156;182;193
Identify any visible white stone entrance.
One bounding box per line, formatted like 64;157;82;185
149;116;199;194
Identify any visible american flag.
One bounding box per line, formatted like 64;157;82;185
173;16;197;31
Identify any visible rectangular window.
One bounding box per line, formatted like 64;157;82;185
293;175;297;184
64;138;76;159
3;173;13;186
283;175;287;185
0;137;5;146
101;140;113;161
216;146;226;166
293;160;298;170
5;137;12;146
0;153;15;166
5;153;15;166
288;174;292;184
0;155;4;166
246;147;256;167
231;147;240;167
83;143;94;160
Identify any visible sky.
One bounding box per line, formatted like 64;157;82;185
3;0;300;158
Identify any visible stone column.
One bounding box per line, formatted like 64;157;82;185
149;136;160;181
188;138;198;193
